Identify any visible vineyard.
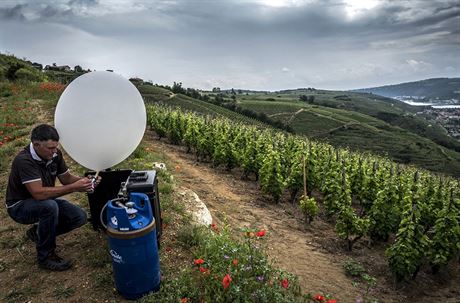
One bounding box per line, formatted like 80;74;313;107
142;89;267;127
233;94;460;177
146;104;460;283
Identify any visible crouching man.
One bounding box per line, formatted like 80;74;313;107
5;124;100;271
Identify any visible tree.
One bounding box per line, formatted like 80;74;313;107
172;82;187;94
6;63;23;81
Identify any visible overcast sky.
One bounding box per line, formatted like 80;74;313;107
0;0;459;91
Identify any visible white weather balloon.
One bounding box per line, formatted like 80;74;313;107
54;71;146;171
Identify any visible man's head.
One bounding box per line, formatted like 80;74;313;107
31;124;60;161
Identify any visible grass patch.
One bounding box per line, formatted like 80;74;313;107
53;285;76;299
0;236;24;249
3;287;40;303
90;264;114;289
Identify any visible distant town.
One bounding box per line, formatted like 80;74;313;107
396;96;460;140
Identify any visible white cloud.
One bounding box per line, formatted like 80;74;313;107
405;59;432;72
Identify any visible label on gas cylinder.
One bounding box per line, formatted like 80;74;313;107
110;249;123;264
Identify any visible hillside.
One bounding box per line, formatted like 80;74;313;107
3;82;458;303
2;53;459;177
139;85;268;127
0;53;88;84
170;88;460;177
353;77;460;102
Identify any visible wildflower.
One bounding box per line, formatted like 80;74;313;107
232;259;238;266
256;275;264;282
181;298;188;303
222;274;232;290
281;278;289;289
199;267;210;274
194;258;205;265
211;223;219;232
256;229;266;237
313;294;325;301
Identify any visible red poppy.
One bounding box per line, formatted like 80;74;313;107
313;294;325;301
222;274;232;290
199;267;210;274
232;259;238;266
256;229;266;237
181;298;188;303
326;300;337;303
281;278;289;289
210;223;219;232
194;258;205;265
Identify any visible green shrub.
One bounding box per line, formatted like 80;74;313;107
14;67;43;82
343;258;365;278
299;195;318;223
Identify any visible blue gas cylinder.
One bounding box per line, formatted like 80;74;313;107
106;192;160;300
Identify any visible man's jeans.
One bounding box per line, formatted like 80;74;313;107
7;198;87;262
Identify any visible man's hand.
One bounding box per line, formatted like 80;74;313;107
73;177;94;192
91;175;102;188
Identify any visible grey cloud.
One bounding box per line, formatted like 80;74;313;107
39;5;73;19
0;4;27;21
0;0;458;90
68;0;98;6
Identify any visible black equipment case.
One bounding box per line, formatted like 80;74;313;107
86;169;162;241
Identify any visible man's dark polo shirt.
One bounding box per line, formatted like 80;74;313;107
5;144;68;207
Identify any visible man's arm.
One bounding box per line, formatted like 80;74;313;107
58;171;82;185
25;178;93;200
58;171;101;187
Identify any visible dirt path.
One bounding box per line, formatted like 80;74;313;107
148;136;371;302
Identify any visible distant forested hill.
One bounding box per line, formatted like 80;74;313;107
353;78;460;101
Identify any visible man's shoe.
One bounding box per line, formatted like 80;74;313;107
38;257;72;271
48;251;71;266
26;224;38;243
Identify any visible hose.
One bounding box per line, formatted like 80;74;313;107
100;197;127;230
